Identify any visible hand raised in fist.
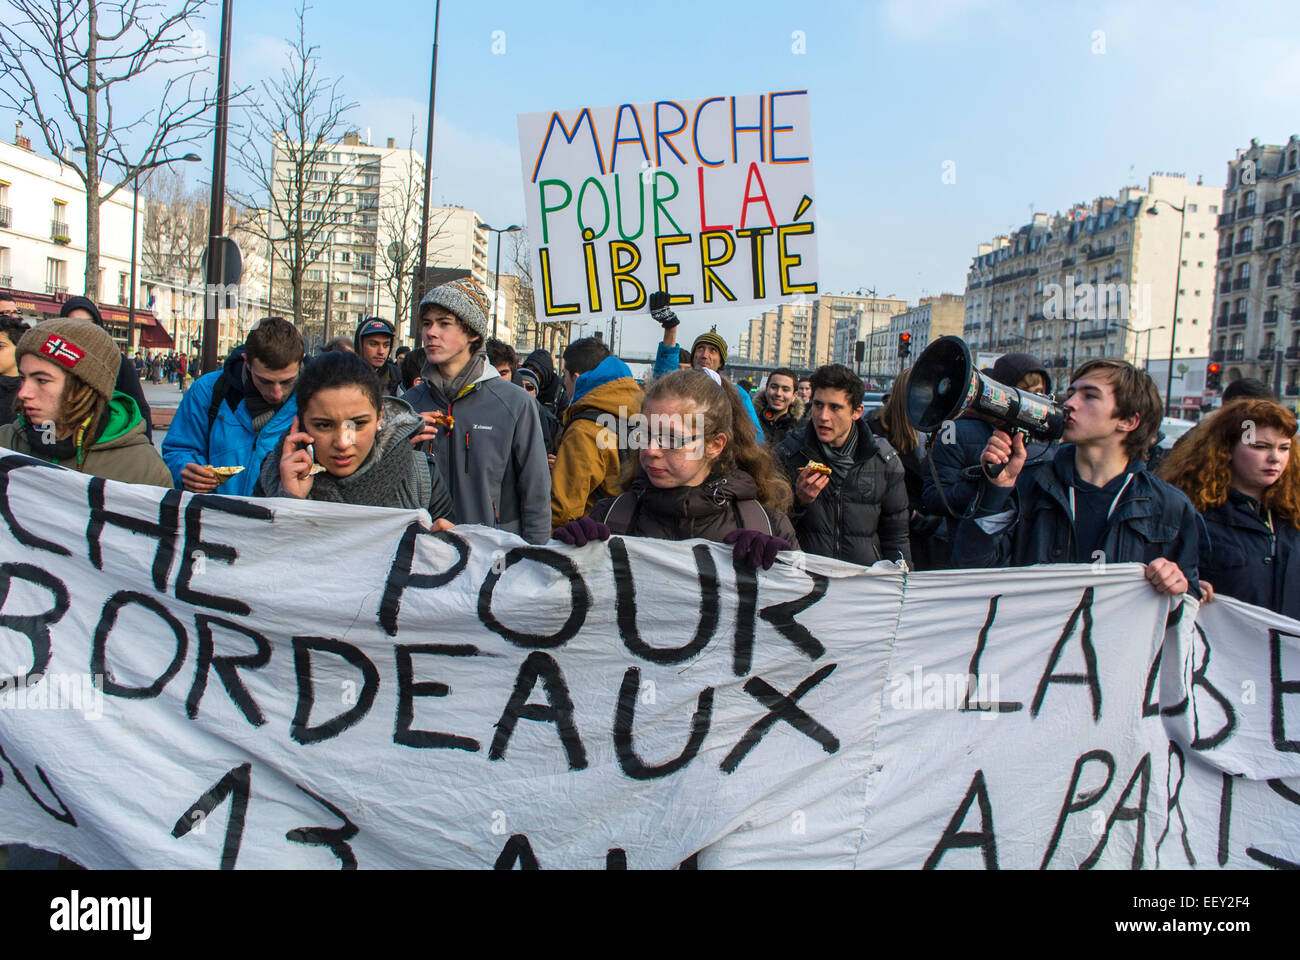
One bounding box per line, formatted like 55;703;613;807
649;291;680;330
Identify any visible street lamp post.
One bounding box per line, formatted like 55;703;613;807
74;149;200;351
483;223;521;340
1146;198;1188;416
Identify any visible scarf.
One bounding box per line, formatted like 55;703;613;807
816;422;860;483
259;398;432;509
241;364;279;432
420;350;488;407
20;408;105;467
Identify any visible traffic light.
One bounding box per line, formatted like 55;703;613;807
854;340;866;362
1207;362;1222;390
898;332;912;358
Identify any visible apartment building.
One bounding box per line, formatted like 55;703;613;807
1209;137;1300;409
0;126;176;347
269;130;490;348
740;292;907;370
829;295;910;368
876;294;965;373
962;174;1221;400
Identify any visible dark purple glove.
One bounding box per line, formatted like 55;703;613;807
648;290;680;330
553;517;612;546
724;528;792;570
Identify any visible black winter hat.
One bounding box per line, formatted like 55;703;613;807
989;352;1051;395
58;296;104;327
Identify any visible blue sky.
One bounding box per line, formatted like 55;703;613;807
11;0;1300;354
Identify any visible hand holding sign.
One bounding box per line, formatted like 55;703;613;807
280;416;317;498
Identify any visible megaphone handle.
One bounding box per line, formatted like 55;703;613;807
981;427;1029;481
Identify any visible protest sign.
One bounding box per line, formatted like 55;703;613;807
0;456;1295;868
516;92;817;322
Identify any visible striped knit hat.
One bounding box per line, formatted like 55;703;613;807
419;278;491;340
692;328;728;367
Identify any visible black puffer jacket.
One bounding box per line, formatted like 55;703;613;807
777;419;912;567
589;468;799;548
0;375;18;426
1199;489;1300;619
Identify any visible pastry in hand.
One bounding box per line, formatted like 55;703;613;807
205;465;245;480
804;461;832;477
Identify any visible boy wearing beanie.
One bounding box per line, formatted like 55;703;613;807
58;295;153;440
0;318;172;486
401;278;551;544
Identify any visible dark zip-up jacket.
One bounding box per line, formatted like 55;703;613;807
952;444;1202;595
589;468;799;547
402;365;551;544
777;419;912;567
920;416;1055;542
1199;489;1300;619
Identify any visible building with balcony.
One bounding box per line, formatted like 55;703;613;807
0;124;170;344
962;174;1221;399
268;131;490;349
1208;136;1300;409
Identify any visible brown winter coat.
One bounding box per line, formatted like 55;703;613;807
551;373;643;528
589;468;800;548
0;394;173;487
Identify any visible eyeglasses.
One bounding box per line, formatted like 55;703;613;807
647;432;703;451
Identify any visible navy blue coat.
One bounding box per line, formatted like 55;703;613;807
919;417;1055;541
1199;490;1300;619
952;445;1203;595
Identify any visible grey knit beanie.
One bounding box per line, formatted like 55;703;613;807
418;278;491;341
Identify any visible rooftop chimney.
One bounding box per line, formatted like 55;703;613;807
386;137;395;149
343;131;360;146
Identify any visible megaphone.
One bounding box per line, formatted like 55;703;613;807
907;336;1066;474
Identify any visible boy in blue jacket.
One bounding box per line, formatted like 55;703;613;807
162;317;304;497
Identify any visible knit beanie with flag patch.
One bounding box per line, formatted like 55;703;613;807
17;318;121;401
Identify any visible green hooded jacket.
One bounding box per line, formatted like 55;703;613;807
0;392;174;487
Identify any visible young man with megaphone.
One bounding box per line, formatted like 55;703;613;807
952;358;1201;597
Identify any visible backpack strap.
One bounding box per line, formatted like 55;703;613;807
600;492;639;535
206;375;233;431
735;498;773;535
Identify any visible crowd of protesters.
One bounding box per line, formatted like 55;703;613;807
2;278;1299;873
1;280;1297;614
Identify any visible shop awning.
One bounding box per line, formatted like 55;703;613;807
7;289;173;349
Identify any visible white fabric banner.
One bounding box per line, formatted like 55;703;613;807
517;91;818;322
0;456;1295;869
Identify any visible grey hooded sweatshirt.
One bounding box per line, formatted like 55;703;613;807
401;342;551;544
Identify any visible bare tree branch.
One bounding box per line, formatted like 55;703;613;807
0;0;218;301
229;0;358;345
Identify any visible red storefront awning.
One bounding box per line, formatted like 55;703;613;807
7;289;173;349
